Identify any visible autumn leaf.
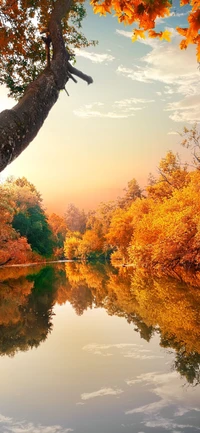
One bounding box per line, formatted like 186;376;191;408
180;39;188;50
160;30;171;42
132;29;145;42
176;27;188;37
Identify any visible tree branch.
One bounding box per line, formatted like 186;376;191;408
68;63;93;85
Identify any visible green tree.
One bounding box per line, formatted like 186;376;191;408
6;177;54;257
0;266;57;356
13;205;54;257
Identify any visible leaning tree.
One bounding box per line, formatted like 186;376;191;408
0;0;199;172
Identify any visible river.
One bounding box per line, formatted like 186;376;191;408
0;262;200;433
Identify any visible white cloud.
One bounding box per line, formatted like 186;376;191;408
124;352;163;360
144;416;200;430
116;29;132;39
0;415;12;423
164;86;175;95
166;94;200;111
174;407;192;417
165;94;200;123
126;399;168;415
85;102;104;109
171;11;189;18
82;343;162;360
73;48;115;63
169;109;200;123
126;371;177;387
116;30;200;124
117;65;153;83
73;108;135;118
175;406;200;417
116;29;159;48
125;371;200;431
117;41;200;93
74;97;154;119
82;342;138;356
0;414;73;433
81;387;123;400
114;97;154;107
117;28;199;93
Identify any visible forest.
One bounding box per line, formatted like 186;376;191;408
1;125;200;277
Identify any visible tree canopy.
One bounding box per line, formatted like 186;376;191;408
0;0;199;171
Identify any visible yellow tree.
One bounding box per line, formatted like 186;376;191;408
106;206;136;262
48;213;68;258
147;151;189;201
64;232;82;259
107;196;150;263
78;229;104;259
129;170;200;270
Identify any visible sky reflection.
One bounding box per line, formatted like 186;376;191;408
0;263;200;432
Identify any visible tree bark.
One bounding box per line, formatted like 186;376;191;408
0;0;93;173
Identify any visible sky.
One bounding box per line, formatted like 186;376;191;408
0;1;199;215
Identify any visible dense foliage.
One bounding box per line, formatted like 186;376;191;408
63;126;200;273
1;126;200;273
0;177;67;265
0;0;96;98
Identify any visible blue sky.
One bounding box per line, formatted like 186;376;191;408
1;1;199;214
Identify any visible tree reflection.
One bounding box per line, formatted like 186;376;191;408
0;263;200;385
0;267;59;356
161;335;200;386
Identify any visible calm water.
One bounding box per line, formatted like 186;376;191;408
0;262;200;433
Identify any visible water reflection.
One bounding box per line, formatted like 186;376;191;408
0;262;200;387
0;262;200;432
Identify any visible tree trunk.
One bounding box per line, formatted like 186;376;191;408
0;0;92;173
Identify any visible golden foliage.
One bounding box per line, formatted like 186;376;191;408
91;0;200;60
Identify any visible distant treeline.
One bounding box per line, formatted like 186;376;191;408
1;126;200;272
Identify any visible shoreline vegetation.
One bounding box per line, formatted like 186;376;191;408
1;126;200;283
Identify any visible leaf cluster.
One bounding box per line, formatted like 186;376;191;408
0;0;97;98
91;0;200;60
